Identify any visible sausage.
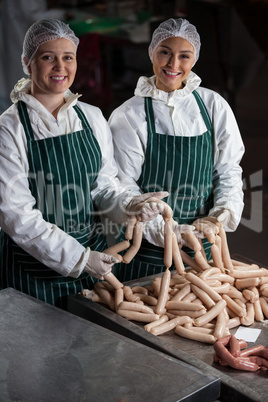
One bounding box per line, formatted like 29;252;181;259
162;203;173;221
183;230;201;252
251;348;268;360
222;294;247;318
125;216;137;240
172;233;185;274
150;316;192;336
185;272;222;302
213;310;227;340
122;221;143;263
218;225;234;273
209;273;235;284
122;245;139;264
181;292;197;303
123;286;140;302
240;345;265;357
227;285;247;301
194;250;211;270
103;272;124;290
210;242;225;273
114;287;124;312
175;325;216;344
249;356;268;369
171;283;191;301
242;287;259;303
134;293;158;306
94;282;115;310
144;314;169;332
131;285;148;295
254;299;264;321
165;300;206;311
167;309;206;318
200;267;222;281
226;317;240;329
211;283;231;294
180;249;203;272
232;268;267;279
118;301;154;314
229;334;241;357
164;220;173;269
155;268;171;315
194;299;227;327
260;297;268;318
118;310;160;322
103;240;130;256
213;341;259;371
240;302;255;326
191;284;216;309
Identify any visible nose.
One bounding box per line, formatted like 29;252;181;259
53;58;64;70
167;55;179;70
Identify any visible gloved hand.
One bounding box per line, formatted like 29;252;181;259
211;209;231;227
83;250;118;280
126;191;169;222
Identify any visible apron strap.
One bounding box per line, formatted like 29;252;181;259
144;97;156;135
192;90;212;132
17;101;35;142
73;104;93;134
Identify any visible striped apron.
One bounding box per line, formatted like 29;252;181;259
0;101;107;307
114;90;213;282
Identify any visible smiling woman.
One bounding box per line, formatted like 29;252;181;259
0;18;168;307
108;18;245;282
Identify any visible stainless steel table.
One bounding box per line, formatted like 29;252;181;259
0;288;220;402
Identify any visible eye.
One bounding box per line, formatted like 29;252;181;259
41;55;53;61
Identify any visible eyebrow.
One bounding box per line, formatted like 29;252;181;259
38;50;75;56
159;45;193;54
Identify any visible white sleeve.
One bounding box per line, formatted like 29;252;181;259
0;113;85;277
209;94;245;231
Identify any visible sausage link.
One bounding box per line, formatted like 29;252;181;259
194;299;227;327
175;325;216;344
151;316;192;336
155;268;171;315
164;221;173;269
172;233;185;274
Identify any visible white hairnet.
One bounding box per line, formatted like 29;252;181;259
21;18;79;75
149;18;200;64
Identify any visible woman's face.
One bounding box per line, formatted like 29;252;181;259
152;36;195;92
28;38;77;98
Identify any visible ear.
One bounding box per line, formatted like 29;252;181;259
148;46;153;63
23;57;31;75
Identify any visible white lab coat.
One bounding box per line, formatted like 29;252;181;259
0;78;135;277
109;71;245;247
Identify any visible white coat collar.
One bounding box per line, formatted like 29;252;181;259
134;71;202;105
10;78;81;118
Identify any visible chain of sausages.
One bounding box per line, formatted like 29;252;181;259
82;212;268;372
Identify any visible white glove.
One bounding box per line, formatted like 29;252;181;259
126;191;169;222
83;250;118;280
211;209;231;227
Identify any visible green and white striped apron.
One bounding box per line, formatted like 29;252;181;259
114;90;213;282
0;101;107;307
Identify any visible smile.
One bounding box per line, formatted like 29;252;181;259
50;76;66;81
163;70;180;76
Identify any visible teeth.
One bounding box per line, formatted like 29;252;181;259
51;76;65;80
165;71;178;76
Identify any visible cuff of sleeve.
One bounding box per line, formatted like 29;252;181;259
68;247;91;278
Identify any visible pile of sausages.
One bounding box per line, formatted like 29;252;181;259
214;335;268;371
82;205;268;372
